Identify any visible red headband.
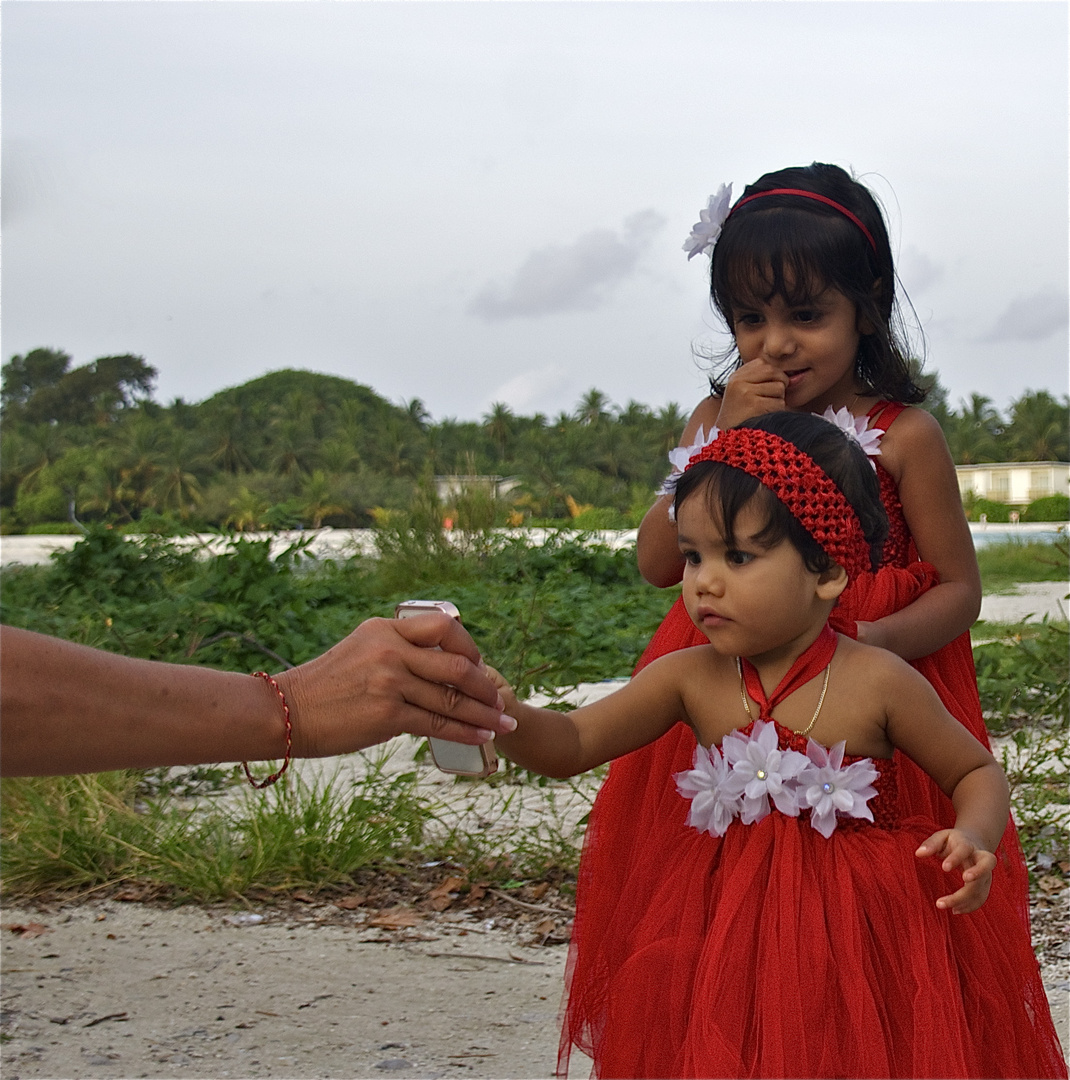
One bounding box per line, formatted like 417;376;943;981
686;428;871;580
729;188;878;254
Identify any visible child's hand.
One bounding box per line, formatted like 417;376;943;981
718;359;789;428
480;662;520;724
916;828;996;914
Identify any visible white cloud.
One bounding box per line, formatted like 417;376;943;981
484;365;570;415
897;245;943;296
982;289;1069;343
468;210;665;320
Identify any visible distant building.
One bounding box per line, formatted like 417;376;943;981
955;462;1069;506
433;475;521;502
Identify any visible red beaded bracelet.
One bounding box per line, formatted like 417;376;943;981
242;671;292;788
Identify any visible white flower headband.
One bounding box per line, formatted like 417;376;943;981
682;183;733;261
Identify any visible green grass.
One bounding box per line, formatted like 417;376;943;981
1;526;1066;903
976;537;1068;592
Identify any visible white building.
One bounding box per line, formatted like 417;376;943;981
432;475;521;502
955;462;1069;507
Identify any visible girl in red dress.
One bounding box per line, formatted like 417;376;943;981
561;163;1045;1073
489;412;1065;1078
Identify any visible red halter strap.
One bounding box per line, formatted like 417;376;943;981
740;623;837;720
687;427;871;580
729;188;878;253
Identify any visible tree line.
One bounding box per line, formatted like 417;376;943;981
2;347;1067;534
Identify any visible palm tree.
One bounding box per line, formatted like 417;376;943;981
108;414;167;514
149;431;203;518
655;403;688;453
404;398;431;431
224;488;271;532
483;402;515;461
576;388;612;427
2;422;72;506
299;470;346;529
1006;390;1069;461
949;394;1002;464
204;405;253;474
268;416;316;478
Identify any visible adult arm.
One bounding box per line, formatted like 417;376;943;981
0;617;508;777
856;408;982;659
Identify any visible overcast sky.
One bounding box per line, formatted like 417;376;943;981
3;1;1067;424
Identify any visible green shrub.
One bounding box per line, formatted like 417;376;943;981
1023;494;1070;522
969;498;1011;523
14;483;70;525
23;521;85;535
570;506;632;529
976;539;1068;589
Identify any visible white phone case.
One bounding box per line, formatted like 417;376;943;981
394;601;498;778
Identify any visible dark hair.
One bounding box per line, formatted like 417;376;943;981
708;162;924;404
673;411;889;574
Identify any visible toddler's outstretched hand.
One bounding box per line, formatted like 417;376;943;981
718;358;789;428
916;829;996;914
481;663;520;724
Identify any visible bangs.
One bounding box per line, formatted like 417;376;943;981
711;205;870;322
676;462;802;557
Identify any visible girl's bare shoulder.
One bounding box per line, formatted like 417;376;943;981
875;405;951;483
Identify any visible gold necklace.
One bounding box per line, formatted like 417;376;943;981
737;658;831;737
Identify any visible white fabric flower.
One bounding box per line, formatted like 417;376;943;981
722;719;808;824
674;742;741;838
816;405;884;464
667;424;720;473
798;739;879;838
662;424;720;519
682;184;733;261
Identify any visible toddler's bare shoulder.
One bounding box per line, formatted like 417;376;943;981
835;635;925;688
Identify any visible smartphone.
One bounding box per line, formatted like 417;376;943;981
394;600;498;778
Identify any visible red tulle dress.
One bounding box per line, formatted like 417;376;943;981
559;403;1066;1078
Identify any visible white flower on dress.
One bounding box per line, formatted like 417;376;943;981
661;425;721;518
721;719;809;824
667;424;720;473
816;405;884;466
798;739;879;839
674;742;741;838
682;184;733;261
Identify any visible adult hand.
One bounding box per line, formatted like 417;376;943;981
278;614;511;758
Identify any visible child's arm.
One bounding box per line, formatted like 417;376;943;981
857;408;982;660
637;395;721;586
872;649;1009;913
485;654;692;778
637;365;794;587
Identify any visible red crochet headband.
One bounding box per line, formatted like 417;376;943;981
729;188;878;254
686;428;871;580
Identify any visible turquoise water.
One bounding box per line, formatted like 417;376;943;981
969;525;1066;548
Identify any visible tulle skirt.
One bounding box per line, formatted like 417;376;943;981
560;565;1060;1077
567;806;1064;1078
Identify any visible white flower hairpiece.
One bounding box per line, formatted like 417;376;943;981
816;405;884;465
682;183;733;261
660;424;721;518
